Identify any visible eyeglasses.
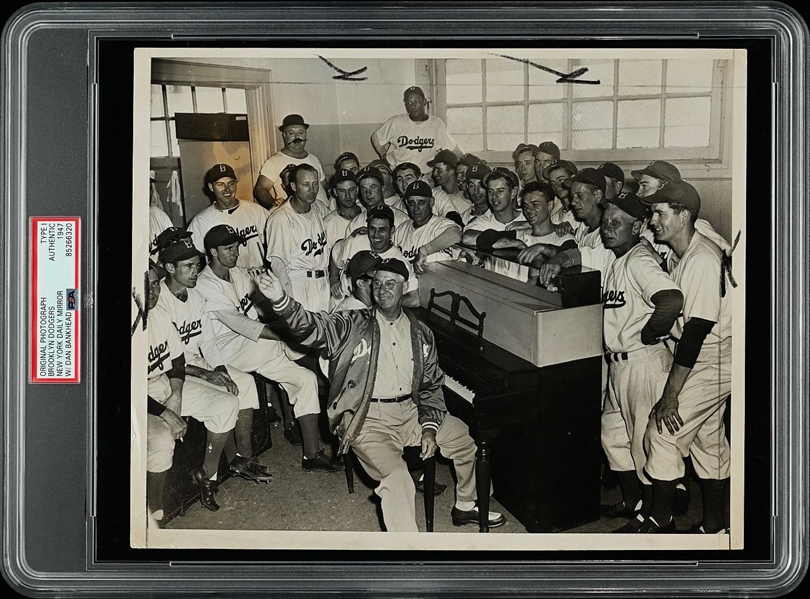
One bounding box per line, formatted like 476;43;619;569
372;279;402;291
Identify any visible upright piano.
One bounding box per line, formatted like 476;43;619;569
415;252;603;533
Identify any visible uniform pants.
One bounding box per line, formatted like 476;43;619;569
351;400;477;533
289;274;330;313
644;346;732;481
146;414;174;473
601;344;672;484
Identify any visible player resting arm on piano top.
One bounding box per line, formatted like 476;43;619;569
460;170;528;248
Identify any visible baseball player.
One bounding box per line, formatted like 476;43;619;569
461;170;527;248
263;163;331;312
513;143;539;189
253;114;329;209
395;181;462;273
195;225;343;473
640;181;732;534
597;162;626;200
156;234;273;488
459;163;492;225
371;86;462;175
187;163;270;277
393;162;422;199
455;152;483;192
543;160;579;227
344;167;411;237
428;149;471;225
366;159;405;212
533;140;560;182
334;151;360;176
324;169;363;260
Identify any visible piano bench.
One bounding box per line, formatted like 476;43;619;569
342;446;437;532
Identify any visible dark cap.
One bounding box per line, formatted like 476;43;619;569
153;227;192;254
639;180;701;214
631;160;681;184
536;141;561;160
375;257;410;281
334;151;359;169
457;153;483;168
205;163;237;184
148;260;167;280
346;250;382;283
403;86;425;99
367;159;393;175
404;180;433;199
487;167;519;189
366;204;395;226
543;159;578;180
597;162;625;183
357;166;384;185
512;143;540;161
607;191;648;220
204;224;244;253
159;236;204;264
278;114;309;132
427;149;458;168
393;162;421;177
563;167;606;194
332;168;357;186
465;162;492;182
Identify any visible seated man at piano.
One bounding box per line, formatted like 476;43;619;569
256;258;506;532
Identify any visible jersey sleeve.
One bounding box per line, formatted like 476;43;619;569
463;214;488;233
679;249;723;324
372;116;396;145
264;211;291;263
627;248;681;306
579;245;613;274
433;118;458;152
198;309;227;367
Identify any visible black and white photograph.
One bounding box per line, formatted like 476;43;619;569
130;47;746;551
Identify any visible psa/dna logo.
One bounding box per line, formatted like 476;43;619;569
66;289;79;310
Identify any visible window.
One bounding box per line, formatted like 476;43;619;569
437;58;725;163
150;85;248;158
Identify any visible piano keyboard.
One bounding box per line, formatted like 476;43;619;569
444;375;475;403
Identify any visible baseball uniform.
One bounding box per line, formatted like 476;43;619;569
642;218;730;262
432;188;472;218
331;238;418;295
258;151;328;205
582;244;679;484
264;199;331;312
148;206;174;256
194;265;320;419
516;228;576;248
372;114;458;175
322;210;356;263
458;205;489;227
644;232;732;481
573;223;604;250
394;214;460;263
384;194;407;213
463;212;529;280
549;198;579;227
187;199;270;277
344;206;411;239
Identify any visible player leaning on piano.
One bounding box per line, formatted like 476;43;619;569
256;258;506;532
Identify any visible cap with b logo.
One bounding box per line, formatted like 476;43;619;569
466;163;492;182
639;180;701;214
205;163;237;184
375;257;410;280
542;159;578;181
334;151;359;169
597;162;625;183
607;191;648;220
357;166;384;184
563;167;607;194
631;160;681;184
404;180;433;199
366;204;395;226
347;250;382;283
536;141;561;160
403;86;425;99
159;236;205;264
204;224;245;253
153;227;192;254
332;169;357;186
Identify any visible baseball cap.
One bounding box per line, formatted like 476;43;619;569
512;143;540;161
607;191;648;220
334;151;359;169
346;250;382;283
148;260;167;280
332;168;357;186
457;153;483;168
542;159;578;181
278;114;309;132
403;86;425;99
204;224;244;253
639;180;701;214
367;159;393;175
597;162;625;183
153;227;192;254
465;163;492;182
366;204;395;226
357;166;384;185
536;141;561;160
375;257;410;281
205;163;237;184
563;167;607;194
404;180;433;199
393;162;421;178
159;236;204;264
487;167;519;189
631;160;681;183
426;149;459;168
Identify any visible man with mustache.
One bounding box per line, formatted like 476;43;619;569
253;114;329;209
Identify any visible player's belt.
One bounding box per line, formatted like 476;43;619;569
604;342;664;364
370;394;411;403
303;269;327;278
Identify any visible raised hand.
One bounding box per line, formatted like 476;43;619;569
255;271;285;302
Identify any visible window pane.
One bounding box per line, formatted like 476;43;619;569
446;106;483;152
446;59;482;105
165;85;193;117
617;99;661;149
485;59;524;103
195;86;224;113
665;97;711;147
618;60;662;96
150;121;169;158
571;101;613;149
487;105;524;151
225;88;247;113
666;59;715;95
529;59;569;101
170;120;181;158
528;103;565;148
151;85;165;118
572;59;615;99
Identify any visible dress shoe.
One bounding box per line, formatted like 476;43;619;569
228;456;273;483
451;505;506;528
636;517;676;533
302;449;344;473
189;467;220;512
284;421;303;446
415;479;448;496
673;485;690;516
600;501;637;519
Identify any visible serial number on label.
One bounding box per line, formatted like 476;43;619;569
30;218;81;383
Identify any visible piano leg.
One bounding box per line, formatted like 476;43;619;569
476;440;492;533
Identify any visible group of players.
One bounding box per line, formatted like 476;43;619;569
144;84;733;534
